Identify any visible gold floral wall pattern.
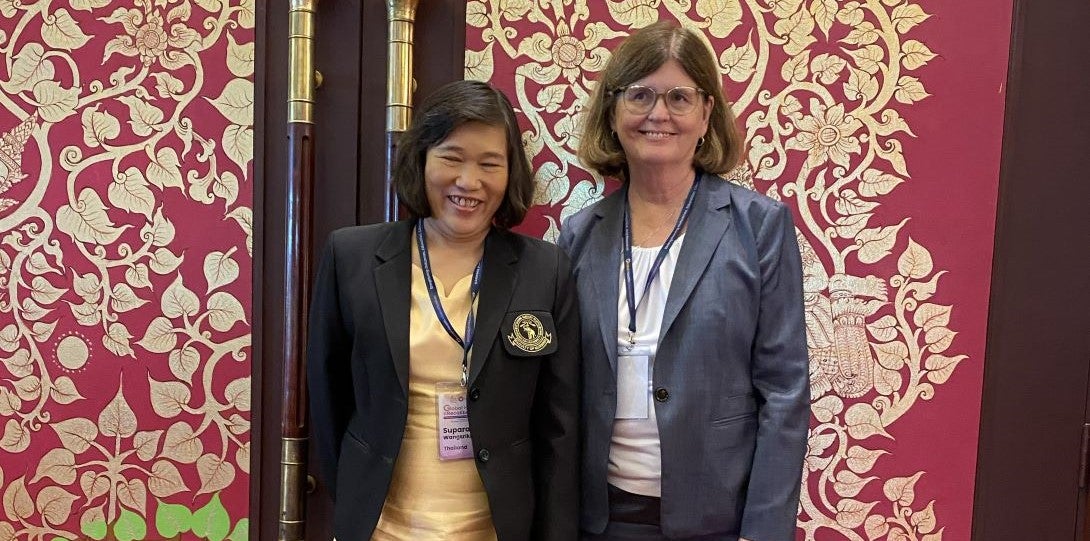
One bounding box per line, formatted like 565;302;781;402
0;0;253;538
467;1;1011;539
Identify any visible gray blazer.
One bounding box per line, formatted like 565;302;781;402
558;173;808;541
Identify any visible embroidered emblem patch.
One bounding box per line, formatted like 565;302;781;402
506;313;553;353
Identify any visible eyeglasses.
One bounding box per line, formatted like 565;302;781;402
612;85;707;115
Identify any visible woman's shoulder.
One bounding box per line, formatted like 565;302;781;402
706;173;785;213
325;220;408;255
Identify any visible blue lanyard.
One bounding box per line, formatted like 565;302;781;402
416;219;483;387
622;173;701;345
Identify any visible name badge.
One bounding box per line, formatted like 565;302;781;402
616;354;650;419
436;382;474;460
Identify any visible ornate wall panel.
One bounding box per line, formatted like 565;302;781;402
466;1;1010;539
0;0;253;538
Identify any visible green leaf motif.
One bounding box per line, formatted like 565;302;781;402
228;518;249;541
156;500;193;537
81;519;107;540
191;493;230;541
114;508;147;541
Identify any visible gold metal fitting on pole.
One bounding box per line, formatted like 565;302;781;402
288;0;317;124
386;0;420;133
278;437;308;541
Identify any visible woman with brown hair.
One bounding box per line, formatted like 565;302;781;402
560;21;809;541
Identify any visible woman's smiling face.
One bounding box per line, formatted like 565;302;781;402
423;121;509;243
612;58;712;172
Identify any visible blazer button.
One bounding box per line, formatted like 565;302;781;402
469;387;481;401
654;387;670;402
477;448;490;462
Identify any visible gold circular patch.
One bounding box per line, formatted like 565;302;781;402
506;314;552;353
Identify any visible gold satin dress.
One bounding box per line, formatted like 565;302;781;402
370;263;497;541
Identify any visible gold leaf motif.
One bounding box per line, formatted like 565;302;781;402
465;42;495;82
57;188;128;245
923;326;955;353
149;247;184;275
224;376;250;412
858;169;905;198
152;72;185;98
809;0;837;37
149;375;190;418
30;276;66;305
81;105;121;147
111;283;149;313
865;515;890;540
835;190;878;216
834;213;872;238
141;207;176;247
226;206;253;256
840;21;879;46
41;8;92;51
137;316;178;354
811;53;847;84
19;298;51;321
0;522;14;541
226;33;255;77
117;478;147;515
467;1;488;28
99;384;137;437
162;274;199;319
846;446;887;474
0;419;30;453
2;477;32;520
204;249;239;293
901;39;936;71
169;345;200;383
126;264;152;289
781;51;811;83
50;376;84;404
776;8;816;56
196;453;236;495
109;167;155;218
912;303;951;331
873;365;902;395
897;237;933;279
148;460;188;498
533;162;569;206
834;470;876;498
134;430;163;461
222;125;253;172
73;272;102;303
844;402;892;440
226;413;249;435
607;0;659;27
924;354;966;384
895;75;930;104
51;417;98;454
883;471;924;506
102;322;135;357
843;67;879;102
70;0;111;11
812;395;844;422
206;291;246;332
855;219;908;264
146;147;184;190
162;421;203;463
0;388;22;415
891;3;930;33
720;40;758;82
207;78;254;126
31;448;77;485
2;44;55;94
696;0;743;38
13;375;41;401
237;0;255;28
0;326;19;352
79;471;110;501
36;486;77;526
236;441;251;474
67;300;101;326
870;340;906;371
911;500;937;533
846;44;884;75
835;498;877;529
31;80;79;122
118;95;165;137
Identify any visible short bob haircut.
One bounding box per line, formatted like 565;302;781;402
393;80;533;229
579;20;744;181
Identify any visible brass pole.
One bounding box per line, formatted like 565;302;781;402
384;0;420;221
280;0;317;540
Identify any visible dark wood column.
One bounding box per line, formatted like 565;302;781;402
972;0;1090;538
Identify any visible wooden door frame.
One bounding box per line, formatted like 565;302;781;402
252;1;466;539
971;0;1090;538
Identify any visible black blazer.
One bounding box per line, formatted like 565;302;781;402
307;220;580;541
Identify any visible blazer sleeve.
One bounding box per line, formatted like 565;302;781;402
307;234;356;496
740;203;810;541
531;247;582;541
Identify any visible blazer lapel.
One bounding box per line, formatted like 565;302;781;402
467;228;518;386
374;221;413;397
587;191;624;375
659;173;732;340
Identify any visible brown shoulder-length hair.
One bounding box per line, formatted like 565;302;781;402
393;80;533;229
578;20;744;181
